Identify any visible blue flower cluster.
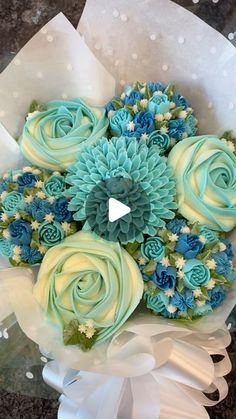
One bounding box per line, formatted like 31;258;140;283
106;81;198;154
130;217;235;320
0;167;77;266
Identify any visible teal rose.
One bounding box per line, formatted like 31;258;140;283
0;238;13;257
20;98;108;171
147;130;170;153
2;192;25;216
183;259;210;289
199;225;219;244
39;221;65;247
148;94;170;114
141;237;165;262
43;175;66;197
109;108;132;136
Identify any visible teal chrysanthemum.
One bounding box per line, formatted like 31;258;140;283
65;137;178;243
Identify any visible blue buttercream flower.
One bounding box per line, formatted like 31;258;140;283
125;111;154;137
39;221;65;247
43;175;66;197
66;136;177;243
2;192;25;216
144;290;168;313
109;108;132;136
21;246;42;264
172;94;189;109
147;82;166;93
166;218;187;234
0;180;8;194
171;291;195;312
168;118;186;141
199;225;218;243
141;237;165;262
208;286;226;309
183;259;210;289
184;115;198;137
212;252;232;277
27;197;51;222
124;90;144;105
175;234;204;259
105;96;122;113
152;264;177;290
0;238;12;257
8;220;32;246
148;94;170;114
221;239;234;260
160;308;178;319
146;130;170;153
17;172;38;190
53;197;73;222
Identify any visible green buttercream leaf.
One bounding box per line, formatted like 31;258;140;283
143;260;157;276
29;100;47;113
125;241;140;256
164;82;175;97
134;81;144;91
177;279;185;293
144;85;152;100
63;319;98;352
112;99;123;111
200;287;209;299
170;106;184;118
125;104;135;115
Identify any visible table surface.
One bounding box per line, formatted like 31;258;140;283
0;1;236;418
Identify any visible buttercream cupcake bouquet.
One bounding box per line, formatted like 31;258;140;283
0;81;235;350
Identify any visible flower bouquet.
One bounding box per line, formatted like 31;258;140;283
0;1;236;418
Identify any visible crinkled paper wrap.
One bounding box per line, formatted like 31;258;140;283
0;1;236;417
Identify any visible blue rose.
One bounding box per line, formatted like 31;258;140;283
166;218;187;234
212;252;232;277
39;221;65;247
0;180;8;194
146;130;170;153
17;172;38;189
148;94;170;114
175;234;204;259
110;108;132;136
172;94;189;109
184;115;198;137
8;220;32;246
2;192;25;216
0;238;13;257
208;285;226;309
43;175;66;197
141;236;165;262
27;197;51;222
168;118;186;141
183;259;210;289
144;290;168;313
160;308;178;319
152;264;177;290
21;246;42;264
171;290;195;312
53;197;73;222
199;225;218;244
124;90;144;105
147;82;166;93
105;96;122;113
221;239;234;260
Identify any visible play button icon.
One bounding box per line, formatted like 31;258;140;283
108;198;131;222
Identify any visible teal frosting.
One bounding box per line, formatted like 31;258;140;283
0;238;13;257
34;231;143;344
168;135;236;232
43;175;66;197
144;290;168;314
199;225;219;244
147;130;170;153
148;94;170;114
110;108;132;136
39;221;65;247
183;259;210;289
20;98;108;172
141;237;165;262
3;192;25;216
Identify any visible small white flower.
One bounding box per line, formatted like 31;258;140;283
170;102;176;109
22;166;34;173
38;245;47;255
2;173;8;179
164;112;172;121
13;245;22;255
31;220;40;231
44;213;54;222
175;257;186;270
86;329;95;339
206;279;216;290
161;256;170;267
227;141;235;152
47;196;55;204
33;169;41;175
169;233;179;242
182;132;188;139
165;289;175;298
177;270;185;279
156;90;164;96
167;304;177;314
186;107;193;112
1;213;8;222
155;114;164;122
0;191;8;200
127;121;135;132
138;256;148;266
160;126;169;134
108;110;114;119
35;180;44;189
170;138;176;146
196;300;205;307
26;111;39;120
121;93;125;100
193;288;202;298
52;171;61;176
141;133;149;141
85;319;94;329
36;191;46;199
25;195;33;204
140;87;146;94
219;242;226;252
180;226;190;234
206;259;217;270
178;110;187;119
140;99;148;108
199;235;207;244
12;255;21;263
61;222;71;233
78;324;87;334
2;229;10;239
132;104;138;113
12;174;20;181
14;212;21;220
